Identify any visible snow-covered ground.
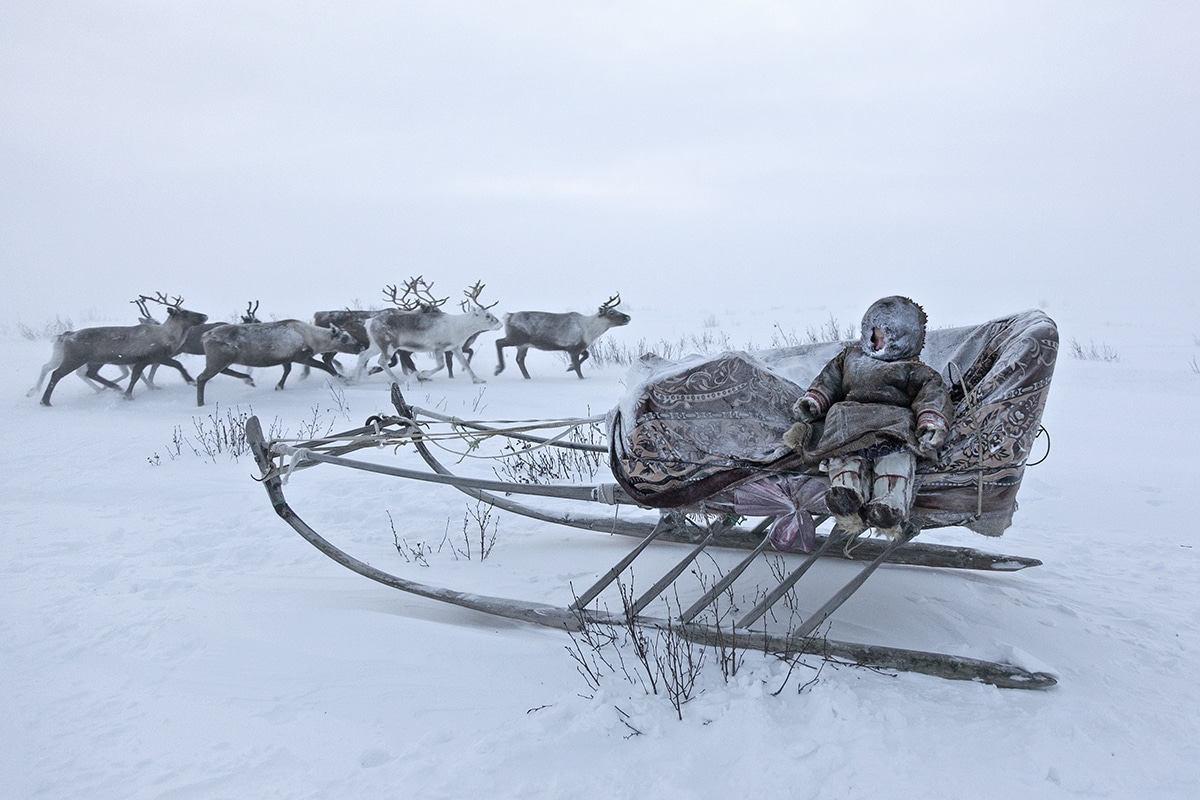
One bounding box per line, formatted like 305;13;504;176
3;301;1199;799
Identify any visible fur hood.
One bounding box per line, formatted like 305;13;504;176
860;296;927;361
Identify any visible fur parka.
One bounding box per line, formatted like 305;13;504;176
784;297;951;464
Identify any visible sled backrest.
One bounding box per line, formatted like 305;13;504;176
912;310;1058;533
609;309;1058;536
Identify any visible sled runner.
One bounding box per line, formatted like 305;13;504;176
247;309;1059;690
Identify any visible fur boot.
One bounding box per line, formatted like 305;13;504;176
824;455;868;535
863;448;916;538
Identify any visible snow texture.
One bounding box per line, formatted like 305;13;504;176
4;299;1200;800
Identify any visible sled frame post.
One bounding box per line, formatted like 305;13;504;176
789;523;919;640
678;517;773;624
735;529;846;629
569;520;669;611
627;532;716;618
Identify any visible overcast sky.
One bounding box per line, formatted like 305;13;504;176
2;1;1197;329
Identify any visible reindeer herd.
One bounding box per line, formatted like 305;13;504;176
28;282;632;407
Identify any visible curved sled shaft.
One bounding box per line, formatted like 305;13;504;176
271;443;610;503
247;416;582;630
674;625;1057;690
247;414;1056;690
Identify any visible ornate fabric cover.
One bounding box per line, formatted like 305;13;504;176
608;309;1058;537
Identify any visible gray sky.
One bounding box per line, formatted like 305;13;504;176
3;1;1197;329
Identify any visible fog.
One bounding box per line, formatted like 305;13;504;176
3;1;1197;328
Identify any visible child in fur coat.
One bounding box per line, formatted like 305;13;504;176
783;296;951;537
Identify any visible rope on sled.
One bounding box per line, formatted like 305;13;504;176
257;410;608;482
262;412;605;452
426;415;608;463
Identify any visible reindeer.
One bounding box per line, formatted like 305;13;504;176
316;280;443;381
195;320;365;406
180;300;261;356
29;298;153;397
44;299;262;394
340;279;447;382
309;308;413;378
494;294;630;379
360;281;501;384
37;294;209;406
26;297;193;397
143;300;263;387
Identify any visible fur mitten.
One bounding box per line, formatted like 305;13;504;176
783;421;810;452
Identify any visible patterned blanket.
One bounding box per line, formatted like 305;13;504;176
608;309;1058;541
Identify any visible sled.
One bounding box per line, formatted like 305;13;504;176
247;309;1059;690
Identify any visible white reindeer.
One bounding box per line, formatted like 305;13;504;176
360;281;501;384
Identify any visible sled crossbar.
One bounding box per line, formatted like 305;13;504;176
787;526;918;639
629;532;716;617
569;522;669;611
679;520;773;623
734;531;845;629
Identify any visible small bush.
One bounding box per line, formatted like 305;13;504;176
1068;338;1119;362
449;500;498;561
771;314;854;348
566;581;706;721
18;315;75;341
492;422;606;485
389;510;443;566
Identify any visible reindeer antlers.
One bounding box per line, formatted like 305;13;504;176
383;278;495;312
463;281;498;310
382;283;407;308
139;292;184;308
130;297;157;322
600;293;621;310
383;277;447;311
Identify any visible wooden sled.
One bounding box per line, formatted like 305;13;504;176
247;310;1059;690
